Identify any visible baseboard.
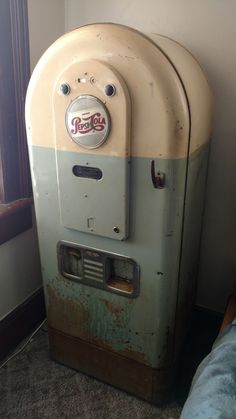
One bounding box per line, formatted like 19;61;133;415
0;287;46;362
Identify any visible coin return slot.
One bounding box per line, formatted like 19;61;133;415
107;258;135;294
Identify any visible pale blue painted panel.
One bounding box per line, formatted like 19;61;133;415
30;145;208;368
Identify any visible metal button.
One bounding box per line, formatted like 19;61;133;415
60;83;70;95
104;84;116;97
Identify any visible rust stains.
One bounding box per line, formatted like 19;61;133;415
47;285;147;365
107;278;134;294
175;119;184;137
47;285;90;341
101;298;124;316
92;335;147;365
119;347;147;365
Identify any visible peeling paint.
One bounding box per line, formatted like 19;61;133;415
101;298;124;315
47;285;90;341
47;284;147;364
92;335;147;365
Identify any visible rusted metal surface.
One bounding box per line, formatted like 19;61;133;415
49;325;173;404
47;284;147;365
100;298;124;315
47;285;90;341
106;278;134;294
92;335;147;365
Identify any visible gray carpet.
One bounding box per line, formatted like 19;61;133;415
0;325;182;418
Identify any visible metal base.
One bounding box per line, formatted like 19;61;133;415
48;326;174;404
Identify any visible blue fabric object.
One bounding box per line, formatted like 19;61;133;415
180;318;236;419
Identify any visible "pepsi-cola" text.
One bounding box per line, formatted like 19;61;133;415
70;112;106;135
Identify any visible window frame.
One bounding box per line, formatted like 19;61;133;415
0;0;32;244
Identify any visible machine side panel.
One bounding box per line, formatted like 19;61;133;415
148;33;213;154
174;144;210;355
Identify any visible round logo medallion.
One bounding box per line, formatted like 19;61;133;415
65;95;110;149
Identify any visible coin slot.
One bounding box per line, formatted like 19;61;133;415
72;165;103;180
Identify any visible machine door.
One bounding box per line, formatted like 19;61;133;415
53;60;131;240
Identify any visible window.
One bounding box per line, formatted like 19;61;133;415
0;0;32;244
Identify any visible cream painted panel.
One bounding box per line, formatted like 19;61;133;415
26;24;190;159
148;34;213;155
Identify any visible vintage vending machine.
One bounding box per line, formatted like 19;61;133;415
25;24;212;403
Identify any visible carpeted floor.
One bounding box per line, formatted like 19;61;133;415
0;325;182;419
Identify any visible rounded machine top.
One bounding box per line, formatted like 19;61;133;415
26;23;212;159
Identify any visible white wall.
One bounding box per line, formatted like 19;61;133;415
65;0;236;313
0;222;42;320
0;1;66;322
28;0;65;70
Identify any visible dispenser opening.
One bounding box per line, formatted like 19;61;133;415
107;258;135;294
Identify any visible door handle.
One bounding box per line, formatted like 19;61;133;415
151;160;165;189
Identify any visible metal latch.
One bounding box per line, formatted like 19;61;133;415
151;160;165;189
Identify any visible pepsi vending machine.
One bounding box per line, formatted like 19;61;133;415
25;24;212;403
